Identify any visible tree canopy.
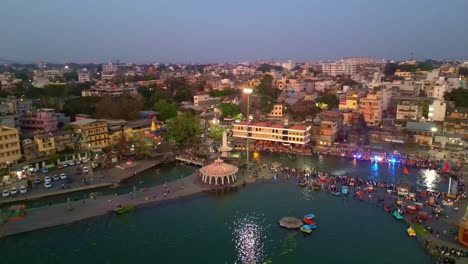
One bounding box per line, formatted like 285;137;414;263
316;94;339;110
209;88;239;97
459;67;468;77
255;74;279;114
220;103;241;118
62;96;100;119
163;113;202;147
94;94;145;120
444;88;468;107
153;99;178;121
257;64;283;73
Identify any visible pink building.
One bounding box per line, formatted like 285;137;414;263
21;108;58;132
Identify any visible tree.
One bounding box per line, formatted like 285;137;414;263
174;87;192;103
255;74;279;114
220;103;241;118
316;94;339;110
64;71;78;82
444;88;468;107
459;67;468;77
153;99;177;121
164;113;202;147
209;124;224;140
132;134;154;159
257;64;283;73
94;94;145;120
62;96;100;119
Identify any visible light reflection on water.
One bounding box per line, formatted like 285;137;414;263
417;169;441;191
232;213;269;264
369;162;380;182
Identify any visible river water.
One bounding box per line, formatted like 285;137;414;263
0;154;445;263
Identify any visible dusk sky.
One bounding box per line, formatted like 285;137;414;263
1;0;467;63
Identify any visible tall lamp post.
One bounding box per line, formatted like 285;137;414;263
431;127;437;148
6;161;10;174
243;88;253;171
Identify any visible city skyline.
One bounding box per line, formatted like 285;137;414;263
1;0;468;63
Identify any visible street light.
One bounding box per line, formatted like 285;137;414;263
6;161;10;174
243;88;253;171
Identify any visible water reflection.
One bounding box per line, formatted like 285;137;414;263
232;213;268;264
417;169;441;191
369;163;380;182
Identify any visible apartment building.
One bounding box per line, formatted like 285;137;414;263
359;93;382;127
268;104;284;118
444;108;468;136
396;103;421;124
0;126;21;169
321;62;356;76
339;93;359;110
232;122;311;145
78;68;91;82
193;94;221;108
69;119;109;149
318;111;343;146
34;134;56;156
428;100;447;122
21;108;58;132
343;57;375;65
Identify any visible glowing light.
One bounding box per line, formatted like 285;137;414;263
253;151;260;160
356;154;362;159
390;158;397;164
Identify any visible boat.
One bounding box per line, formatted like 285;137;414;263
303;218;314;225
8;204;26;221
308;224;317;229
114;205;135;215
383;206;390;212
341;186;349;195
312;185;321;191
407;227;416;237
393;211;403;220
300;225;313;234
442;200;454;206
304;213;315;219
298;182;307;187
331;191;341;196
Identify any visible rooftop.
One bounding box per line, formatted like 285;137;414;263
69;118;101;126
405;122;437;132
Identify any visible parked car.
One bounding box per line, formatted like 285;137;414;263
20;185;27;194
57;165;64;170
82;158;89;163
63;163;68;168
52;175;60;181
2;190;9;198
34;178;42;185
44;176;51;183
61;183;71;189
68;161;75;166
44;182;52;188
41;167;49;173
75;160;81;165
10;187;18;195
59;173;67;180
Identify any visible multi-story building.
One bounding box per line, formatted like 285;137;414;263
318;111;343;146
396;103;421;124
443;107;468;136
0;126;21;169
321;62;356;76
268;104;284;118
395;70;413;80
232;122;311;145
359;93;382;127
101;63;117;80
193;94;221;108
343;57;375;65
69;119;109;149
428;100;447;122
78;68;91;82
21;108;58;132
339;93;359;110
34;134;56;156
81;87;138;97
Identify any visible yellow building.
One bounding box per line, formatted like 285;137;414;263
107;119;155;145
34;134;56;156
268;104;284;117
359;93;383;127
0;126;21;168
339;93;360;110
232;122;310;145
69;119;109;149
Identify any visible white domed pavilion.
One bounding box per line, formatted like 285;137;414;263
199;158;238;186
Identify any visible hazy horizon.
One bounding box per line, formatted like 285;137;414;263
1;0;468;64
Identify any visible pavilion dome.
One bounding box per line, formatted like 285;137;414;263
200;158;238;177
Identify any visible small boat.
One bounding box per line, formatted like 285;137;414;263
332;191;341;196
114;205;135;215
393;211;403;220
303;218;314;225
341;186;349;195
442;200;454;206
407;227;416;237
304;213;315;220
383;206;390;212
8;204;26;221
300;225;313;234
308;224;317;229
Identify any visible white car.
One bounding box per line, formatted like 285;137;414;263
11;187;18;195
2;190;10;198
20;185;27;194
68;161;75;166
41;167;49;173
75;160;81;165
44;182;52;188
60;173;67;180
62;163;68;168
52;175;60;181
44;176;51;183
82;158;89;163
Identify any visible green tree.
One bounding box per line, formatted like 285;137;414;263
132;134;155;159
64;71;78;81
153;99;178;121
174;87;192;103
62;96;101;119
459;67;468;77
164;113;202;147
316;94;339;110
209;124;224;140
94;94;145;120
444;88;468;107
256;74;279;114
220;103;241;118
